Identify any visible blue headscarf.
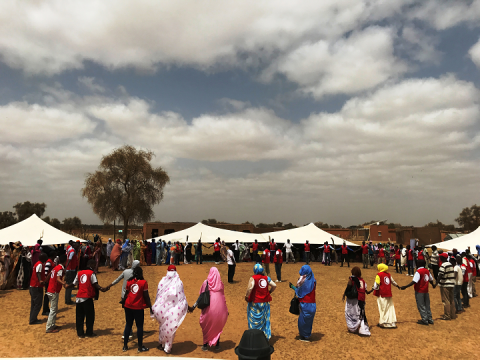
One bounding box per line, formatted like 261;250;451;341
253;264;264;275
476;245;480;255
122;239;130;250
295;265;316;299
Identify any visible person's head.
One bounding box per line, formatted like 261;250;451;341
406;245;410;250
253;264;264;275
400;244;404;249
255;239;258;243
152;239;156;243
287;239;290;243
167;265;176;272
394;245;398;250
58;254;67;265
438;249;443;254
50;251;57;259
456;255;462;263
377;263;388;272
131;260;140;269
306;240;309;244
39;253;48;263
449;257;457;266
236;240;239;243
87;259;96;269
362;241;365;245
108;238;112;242
343;241;346;246
132;266;144;280
37;239;43;246
417;259;426;268
198;239;201;244
351;266;361;278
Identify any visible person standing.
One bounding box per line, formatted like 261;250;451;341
339;242;354;267
262;246;271;277
452;256;464;314
46;254;68;333
65;241;79;305
106;239;114;267
377;244;386;265
361;241;369;269
150;239;157;266
274;245;283;282
290;265;317;341
152;265;189;354
232;240;240;263
110;240;122;270
283;239;295;264
459;255;470;309
251;240;260;263
29;253;48;325
65;259;109;338
400;259;435;325
394;245;402;274
188;267;229;351
342;267;370;336
269;240;276;263
122;267;152;353
196;240;205;264
156;240;163;265
437;256;456;320
245;264;276;340
304;241;311;264
319;242;333;266
42;252;56;316
93;241;102;274
183;238;190;264
429;246;439;279
406;245;414;277
31;242;42;266
468;255;477;297
371;264;400;328
120;240;132;270
213;239;221;265
226;246;236;283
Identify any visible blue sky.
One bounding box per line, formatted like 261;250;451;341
1;0;480;227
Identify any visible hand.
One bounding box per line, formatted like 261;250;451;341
400;286;405;290
188;306;195;313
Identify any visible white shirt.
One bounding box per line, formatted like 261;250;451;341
284;243;293;252
73;272;98;303
227;249;235;265
413;267;433;283
232;243;240;251
454;265;463;285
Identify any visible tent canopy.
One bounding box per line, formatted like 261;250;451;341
148;222;357;246
0;214;85;246
429;227;480;251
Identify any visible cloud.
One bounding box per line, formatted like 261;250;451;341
262;27;407;98
78;77;105;93
469;38;480;68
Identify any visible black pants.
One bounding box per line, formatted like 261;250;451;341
43;282;50;314
124;308;144;348
214;251;220;263
76;298;95;336
196;252;203;264
462;282;470;307
186;252;191;263
275;263;282;281
407;260;414;276
228;264;236;283
29;286;43;323
341;254;349;267
432;265;439;281
358;300;368;326
395;259;402;274
234;250;240;263
65;270;76;304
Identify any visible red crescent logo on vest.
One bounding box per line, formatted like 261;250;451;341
50;272;55;279
423;274;429;282
384;277;390;285
259;279;268;289
80;274;88;284
131;284;139;294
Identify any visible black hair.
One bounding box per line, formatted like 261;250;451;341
39;253;48;262
417;259;426;268
59;254;67;264
132;266;144;280
431;245;437;251
87;259;96;269
449;257;457;266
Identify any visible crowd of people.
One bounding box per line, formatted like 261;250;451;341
0;235;479;354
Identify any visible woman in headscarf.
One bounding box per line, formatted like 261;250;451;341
188;267;229;351
133;240;140;261
220;241;227;262
145;242;152;266
342;266;371;336
119;239;132;270
289;265;317;341
152;265;189;354
245;264;276;340
371;264;400;328
15;246;32;290
93;240;102;274
140;241;147;265
110;239;122;271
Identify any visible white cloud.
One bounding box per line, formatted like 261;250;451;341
401;26;442;64
262;27;406;98
78;77;105;93
469;38;480;68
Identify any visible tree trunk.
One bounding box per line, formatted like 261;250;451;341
123;217;129;241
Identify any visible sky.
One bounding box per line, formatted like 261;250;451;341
1;0;480;227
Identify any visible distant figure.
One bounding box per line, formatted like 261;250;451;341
304;241;310;264
226;246;236;283
371;264;400;328
110;240;122;271
262;246;271;277
213;239;221;264
106;239;114;267
269;240;276;263
284;240;295;264
273;244;283;282
290;265;317;341
151;239;157;266
29;253;48;325
437;256;456;320
361;241;369;269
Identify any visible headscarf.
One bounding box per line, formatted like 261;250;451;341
378;264;388;272
122;239;130;250
253;264;264;275
168;265;176;271
476;245;480;255
206;267;224;293
131;260;140;269
295;265;316;299
116;239;122;244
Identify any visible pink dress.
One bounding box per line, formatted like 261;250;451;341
199;267;229;347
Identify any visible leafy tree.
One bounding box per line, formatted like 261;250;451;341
425;220;455;231
314;221;329;228
202;219;218;225
82;145;170;240
0;211;17;229
43;216;61;229
13;201;46;221
455;205;480;231
283;223;297;230
62;216;82;232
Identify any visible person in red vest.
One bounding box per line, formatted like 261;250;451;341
318;242;333;266
213;239;221;265
262;246;271;277
371;264;400;328
245;264;277;340
29;253;48;325
269;240;276;263
459;255;470;308
304;241;311;264
338;242;354;268
394;245;402;274
251;240;259;263
406;245;414;277
46;254;68;333
342;266;370;336
400;259;435;325
468;254;477;297
290;265;317;341
65;259;110;338
361;241;369;269
65;240;79;305
377;244;386;265
273;244;283;282
42;251;56;316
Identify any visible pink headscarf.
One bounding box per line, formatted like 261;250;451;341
205;267;224;293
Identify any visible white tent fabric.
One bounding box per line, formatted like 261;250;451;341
261;223;358;246
429;227;480;251
0;214;85;246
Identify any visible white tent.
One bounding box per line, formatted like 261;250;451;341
0;214;85;246
429;227;480;251
149;222;267;243
261;223;358;246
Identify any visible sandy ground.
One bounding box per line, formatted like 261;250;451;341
1;261;479;359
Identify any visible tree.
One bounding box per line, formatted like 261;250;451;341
82;145;170;240
455;205;480;231
425;220;455;231
202;219;218;225
314;221;329;228
0;211;16;229
13;201;46;221
62;216;82;232
43;216;61;229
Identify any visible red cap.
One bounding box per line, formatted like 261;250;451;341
167;265;176;272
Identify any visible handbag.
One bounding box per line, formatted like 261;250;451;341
289;295;300;315
345;278;358;300
196;281;210;309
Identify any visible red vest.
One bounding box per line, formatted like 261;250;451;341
470;259;477;276
356;277;366;302
249;275;272;303
377;272;392;298
342;245;348;255
270;243;276;251
323;245;330;253
300;284;316;303
214;243;220;252
395;249;400;259
417;251;425;260
461;264;469;283
414;268;430;293
76;269;96;299
30;261;45;288
464;258;472;274
47;264;64;294
66;247;78;271
252;243;258;251
274;250;283;264
305;243;310;252
263;249;270;264
407;249;413;260
378;249;384;257
362;245;368;254
125;279;148;309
